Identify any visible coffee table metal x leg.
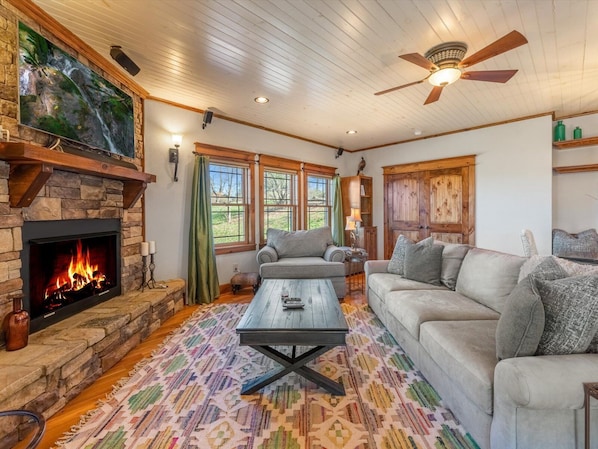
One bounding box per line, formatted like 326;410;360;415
241;345;345;396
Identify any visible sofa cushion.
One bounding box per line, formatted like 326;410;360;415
534;275;598;355
403;243;444;285
435;242;471;290
259;257;345;279
266;227;333;258
420;320;498;415
519;254;598;282
385;289;499;340
455;248;525;313
367;273;447;306
496;257;568;360
387;235;433;275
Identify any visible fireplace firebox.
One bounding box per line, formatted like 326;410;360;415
22;219;122;332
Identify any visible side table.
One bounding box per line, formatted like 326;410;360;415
585;382;598;449
0;409;45;448
342;247;368;293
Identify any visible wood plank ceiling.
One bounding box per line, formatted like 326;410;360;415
31;0;598;151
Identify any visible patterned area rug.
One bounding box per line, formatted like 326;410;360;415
56;303;480;449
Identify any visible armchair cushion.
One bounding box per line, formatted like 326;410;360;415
266;227;333;258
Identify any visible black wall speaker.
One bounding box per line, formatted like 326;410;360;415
110;46;140;76
202;110;213;129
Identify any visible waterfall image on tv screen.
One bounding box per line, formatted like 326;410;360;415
18;22;135;158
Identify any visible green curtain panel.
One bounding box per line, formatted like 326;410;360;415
188;155;220;304
332;174;344;246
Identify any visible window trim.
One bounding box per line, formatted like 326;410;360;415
194;143;256;255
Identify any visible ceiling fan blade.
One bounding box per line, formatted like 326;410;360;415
461;69;518;83
459;30;528;68
424;86;443;105
399;53;438;71
374;78;427;96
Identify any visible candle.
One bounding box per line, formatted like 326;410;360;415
140;242;149;256
149;241;156;254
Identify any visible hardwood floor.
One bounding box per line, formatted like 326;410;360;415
39;278;366;448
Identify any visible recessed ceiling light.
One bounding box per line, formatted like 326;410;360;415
414;129;423;136
346;130;357;135
254;96;269;104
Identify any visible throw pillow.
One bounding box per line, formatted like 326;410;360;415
403;244;444;285
387;235;433;275
534;275;598;355
496;257;568;360
437;243;471;290
552;228;598;259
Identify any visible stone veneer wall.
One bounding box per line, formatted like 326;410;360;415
0;1;147;347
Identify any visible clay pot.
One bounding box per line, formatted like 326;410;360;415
3;296;30;351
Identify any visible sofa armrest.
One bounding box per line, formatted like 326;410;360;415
324;245;345;262
495;354;598;409
365;260;389;276
256;246;278;264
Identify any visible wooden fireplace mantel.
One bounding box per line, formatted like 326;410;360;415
0;142;156;208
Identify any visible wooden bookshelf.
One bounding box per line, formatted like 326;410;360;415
0;142;156;208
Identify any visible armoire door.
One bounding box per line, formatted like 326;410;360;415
383;155;475;258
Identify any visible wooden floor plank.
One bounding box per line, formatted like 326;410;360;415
40;278;366;447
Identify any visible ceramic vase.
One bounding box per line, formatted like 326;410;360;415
3;296;29;351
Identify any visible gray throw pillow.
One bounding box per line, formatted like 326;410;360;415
403;244;444;285
496;257;568;360
387;235;433;275
552;228;598;259
438;243;471;290
534;275;598;355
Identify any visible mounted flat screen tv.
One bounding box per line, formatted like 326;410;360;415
18;22;135;159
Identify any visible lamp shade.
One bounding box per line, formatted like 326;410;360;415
350;208;362;222
172;134;182;147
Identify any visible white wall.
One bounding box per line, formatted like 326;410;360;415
343;115;554;256
552;113;598;232
144;100;348;284
145;99;554;286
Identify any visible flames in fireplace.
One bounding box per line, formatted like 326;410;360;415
43;240;112;311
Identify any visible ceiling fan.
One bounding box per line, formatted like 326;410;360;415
375;30;528;105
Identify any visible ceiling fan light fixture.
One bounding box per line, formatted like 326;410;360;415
428;67;462;86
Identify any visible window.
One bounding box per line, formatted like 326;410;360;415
195;143;255;254
263;168;298;237
210;163;249;245
306;174;332;229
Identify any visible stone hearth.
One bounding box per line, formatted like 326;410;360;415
0;279;185;417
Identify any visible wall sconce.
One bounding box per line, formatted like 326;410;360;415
169;134;182;182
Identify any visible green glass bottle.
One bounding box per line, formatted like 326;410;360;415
554;121;566;142
573;127;582;139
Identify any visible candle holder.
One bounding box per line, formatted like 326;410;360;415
148;253;157;288
139;255;150;291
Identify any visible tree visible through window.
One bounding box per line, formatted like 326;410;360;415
210;163;249;245
306;175;332;229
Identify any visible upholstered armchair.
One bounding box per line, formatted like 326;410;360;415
256;227;346;298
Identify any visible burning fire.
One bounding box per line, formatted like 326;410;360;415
44;240;107;301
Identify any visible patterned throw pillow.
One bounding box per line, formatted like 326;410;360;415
534;275;598;355
387;235;433;275
552;228;598;259
496;257;568;360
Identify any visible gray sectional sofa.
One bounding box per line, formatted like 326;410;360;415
365;243;598;449
257;227;346;298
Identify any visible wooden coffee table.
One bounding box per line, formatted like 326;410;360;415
236;278;348;395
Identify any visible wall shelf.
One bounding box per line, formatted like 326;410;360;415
0;142;156;208
553;136;598;150
553;164;598;174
